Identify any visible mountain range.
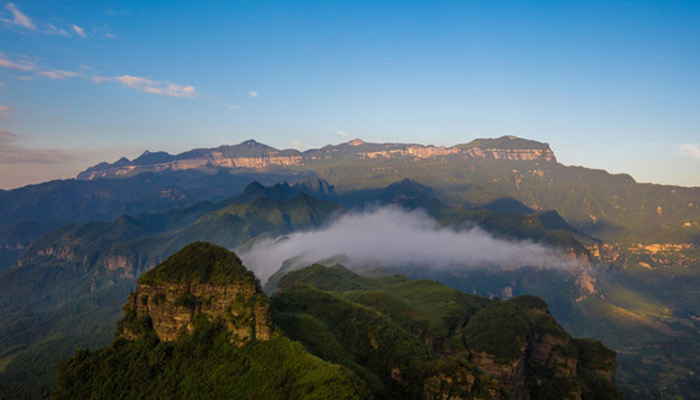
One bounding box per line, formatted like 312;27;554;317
0;136;699;399
52;242;621;400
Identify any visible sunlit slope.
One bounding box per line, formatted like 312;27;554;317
272;264;621;399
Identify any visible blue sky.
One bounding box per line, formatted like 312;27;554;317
1;0;699;189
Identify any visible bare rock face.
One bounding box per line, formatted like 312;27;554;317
119;242;272;346
423;365;504;400
459;298;614;400
466;331;584;400
78;136;557;180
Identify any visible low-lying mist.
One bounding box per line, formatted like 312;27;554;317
238;206;585;283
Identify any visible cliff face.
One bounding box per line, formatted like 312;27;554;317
467;333;581;400
77;136;556;180
273;266;622;400
121;281;272;345
119;242;272;346
455;302;617;400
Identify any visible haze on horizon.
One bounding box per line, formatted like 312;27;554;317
1;0;700;189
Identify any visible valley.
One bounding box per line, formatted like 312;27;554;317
0;137;698;399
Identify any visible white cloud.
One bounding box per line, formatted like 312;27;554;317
248;91;259;98
240;206;584;284
2;3;35;30
39;69;78;80
71;24;86;38
229;104;240;110
0;52;35;71
2;3;88;38
679;143;700;159
105;33;118;39
96;74;197;98
337;130;347;137
0;53;84;81
45;23;69;36
1;52;197;99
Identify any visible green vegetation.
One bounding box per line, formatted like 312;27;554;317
458;136;552;150
3;165;694;398
0;183;340;399
276;263;383;292
51;251;622;400
272;264;621;400
138;242;256;286
462;302;529;361
52;325;365;400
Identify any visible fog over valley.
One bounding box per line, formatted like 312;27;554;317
239;206;586;284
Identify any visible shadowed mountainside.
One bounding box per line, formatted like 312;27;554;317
52;243;621;400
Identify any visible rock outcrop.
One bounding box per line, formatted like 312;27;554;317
439;295;617;400
119;242;272;346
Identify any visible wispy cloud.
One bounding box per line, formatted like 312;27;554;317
337;130;347;137
113;75;197;98
2;3;87;38
229;104;240;110
248;91;259;98
93;75;198;98
71;24;86;38
2;2;35;30
0;52;36;71
0;52;77;80
0;127;74;164
39;69;78;80
0;127;18;142
105;33;118;39
679;143;700;159
1;52;198;99
45;23;69;36
0;104;11;119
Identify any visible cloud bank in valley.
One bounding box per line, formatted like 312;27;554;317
238;206;584;283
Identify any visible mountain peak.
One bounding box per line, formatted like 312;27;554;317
77;136;557;180
137;241;256;286
459;135;551;150
123;242;272;344
235;181;300;203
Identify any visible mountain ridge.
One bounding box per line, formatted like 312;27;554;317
77;136;557;180
52;243;621;400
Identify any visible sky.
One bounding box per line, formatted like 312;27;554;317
1;0;699;189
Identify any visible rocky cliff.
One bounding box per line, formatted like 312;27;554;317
51;248;621;400
272;266;622;400
77;136;556;180
119;242;272;346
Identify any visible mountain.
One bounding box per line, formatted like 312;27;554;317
76;136;555;180
52;243;621;400
0;170;315;270
0;179;600;400
0;182;341;400
52;243;364;400
119;242;272;344
74;136;700;244
2;135;700;398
